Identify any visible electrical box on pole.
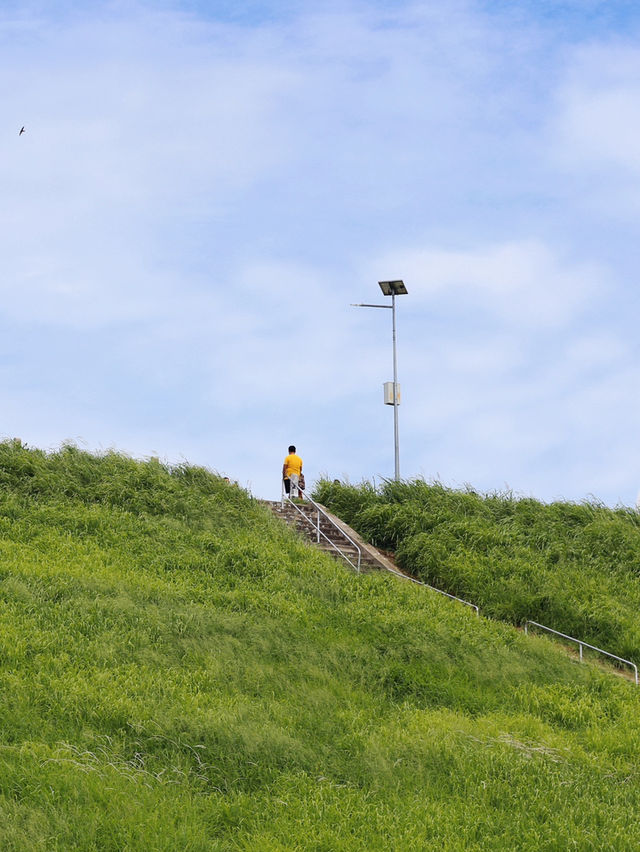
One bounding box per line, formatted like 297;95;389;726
383;382;401;405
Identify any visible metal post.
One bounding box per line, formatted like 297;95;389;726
392;292;400;481
351;280;406;483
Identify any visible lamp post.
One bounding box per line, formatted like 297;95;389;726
352;279;408;481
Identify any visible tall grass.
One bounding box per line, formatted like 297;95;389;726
1;445;640;849
314;477;640;661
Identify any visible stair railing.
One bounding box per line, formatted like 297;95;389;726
524;620;638;684
281;481;362;573
382;563;480;615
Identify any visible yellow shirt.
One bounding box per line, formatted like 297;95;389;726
283;453;303;477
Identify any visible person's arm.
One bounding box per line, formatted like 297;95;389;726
282;462;287;479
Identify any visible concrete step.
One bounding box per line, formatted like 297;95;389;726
265;499;390;573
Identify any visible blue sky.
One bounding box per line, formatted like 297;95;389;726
3;0;640;504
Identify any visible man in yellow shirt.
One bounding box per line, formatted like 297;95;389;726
282;445;303;499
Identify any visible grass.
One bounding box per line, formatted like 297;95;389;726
0;444;640;848
313;477;640;664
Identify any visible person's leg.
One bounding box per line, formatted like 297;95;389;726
290;473;299;498
284;478;290;496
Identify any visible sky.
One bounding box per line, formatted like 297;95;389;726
2;0;640;505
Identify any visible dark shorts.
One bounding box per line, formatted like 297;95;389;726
283;478;290;494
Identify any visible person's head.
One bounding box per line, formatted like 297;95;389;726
288;445;296;453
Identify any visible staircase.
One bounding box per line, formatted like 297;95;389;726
266;499;391;572
265;497;480;614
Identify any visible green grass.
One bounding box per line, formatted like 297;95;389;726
1;445;640;849
313;477;640;664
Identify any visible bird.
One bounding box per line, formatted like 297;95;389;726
19;126;25;135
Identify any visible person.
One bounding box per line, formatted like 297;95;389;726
282;445;303;499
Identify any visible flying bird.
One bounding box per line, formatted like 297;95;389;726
19;126;25;135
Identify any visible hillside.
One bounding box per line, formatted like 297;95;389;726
1;444;640;850
314;478;640;664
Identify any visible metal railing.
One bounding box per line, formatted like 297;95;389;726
524;620;638;685
382;564;480;615
277;488;638;683
281;481;362;573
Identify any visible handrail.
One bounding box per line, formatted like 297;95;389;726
281;481;362;573
524;620;638;685
277;486;637;683
382;564;479;615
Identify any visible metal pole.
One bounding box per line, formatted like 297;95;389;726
392;292;400;481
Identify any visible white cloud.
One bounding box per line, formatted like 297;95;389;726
366;240;606;327
554;44;640;176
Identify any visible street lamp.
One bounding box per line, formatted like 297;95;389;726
352;279;408;481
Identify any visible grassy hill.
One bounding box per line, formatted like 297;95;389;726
1;444;640;850
314;478;640;664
